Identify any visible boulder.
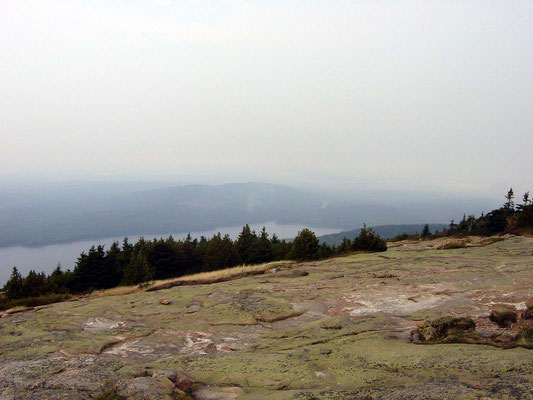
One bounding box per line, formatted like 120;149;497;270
115;376;175;400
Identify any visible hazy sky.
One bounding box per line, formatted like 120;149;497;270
1;0;532;197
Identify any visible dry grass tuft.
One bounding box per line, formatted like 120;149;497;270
91;285;144;299
145;261;294;292
473;237;505;247
436;240;469;250
3;306;33;315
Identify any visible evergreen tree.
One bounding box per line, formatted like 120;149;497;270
72;245;106;292
21;270;48;298
273;240;292;261
518;191;531;212
234;225;257;264
103;242;125;288
48;263;67;293
319;242;333;259
147;240;184;279
338;237;352;254
504;188;515;211
421;224;431;238
449;219;456;232
204;233;241;269
122;249;155;285
248;227;274;263
352;224;387;252
182;234;198;272
289;229;320;261
3;267;23;299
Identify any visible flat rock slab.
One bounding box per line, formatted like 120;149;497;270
83;317;125;331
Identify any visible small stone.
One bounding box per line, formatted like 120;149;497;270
174;376;194;392
203;343;218;354
151;369;177;381
159;298;172;305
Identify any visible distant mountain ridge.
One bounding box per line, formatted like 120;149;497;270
318;224;448;246
0;181;495;247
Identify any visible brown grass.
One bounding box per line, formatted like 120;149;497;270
2;305;33;315
145;261;294;292
474;237;505;247
436;239;469;250
90;285;144;299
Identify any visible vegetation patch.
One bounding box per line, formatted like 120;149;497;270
436;240;468;250
522;298;533;320
516;326;533;349
413;316;476;343
145;261;292;292
489;304;518;327
94;387;125;400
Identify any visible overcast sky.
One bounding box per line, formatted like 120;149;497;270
1;0;532;197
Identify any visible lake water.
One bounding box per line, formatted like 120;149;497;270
0;222;341;284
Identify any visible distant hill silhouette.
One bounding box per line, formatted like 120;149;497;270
0;182;494;247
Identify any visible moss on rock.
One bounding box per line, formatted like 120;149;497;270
413;316;476;343
489;304;518;327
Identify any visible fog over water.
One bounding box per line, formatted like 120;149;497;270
0;222;340;284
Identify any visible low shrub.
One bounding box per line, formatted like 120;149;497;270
437;240;468;250
516;326;533;349
0;293;71;311
352;225;387;252
414;316;476;343
489;304;518;327
94;388;125;400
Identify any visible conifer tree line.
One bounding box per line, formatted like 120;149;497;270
443;188;532;237
1;225;387;306
392;188;533;241
4;187;529;309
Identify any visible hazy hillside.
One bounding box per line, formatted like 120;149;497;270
319;224;448;246
0;182;497;247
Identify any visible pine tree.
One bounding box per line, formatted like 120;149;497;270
504;188;515;211
234;225;257;264
21;270;48;298
72;245;106;292
122;250;154;285
339;237;352;254
289;229;320;261
248;227;274;264
518;191;531;212
319;242;333;259
352;224;387;252
3;267;23;299
421;224;431;238
204;233;241;270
